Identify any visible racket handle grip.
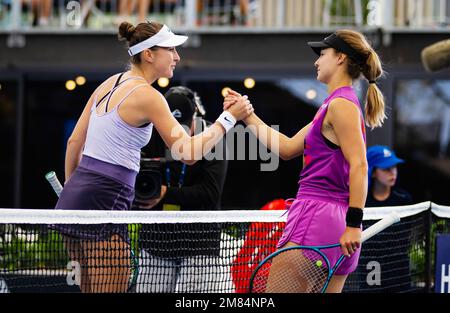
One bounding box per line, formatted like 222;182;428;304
45;171;63;198
361;213;400;243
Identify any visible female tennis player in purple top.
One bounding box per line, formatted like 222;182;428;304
55;21;253;293
225;29;386;293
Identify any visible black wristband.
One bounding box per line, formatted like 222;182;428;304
346;207;363;228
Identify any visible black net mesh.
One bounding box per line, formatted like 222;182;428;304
0;206;449;293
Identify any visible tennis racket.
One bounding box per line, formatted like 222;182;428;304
45;171;139;293
249;213;400;293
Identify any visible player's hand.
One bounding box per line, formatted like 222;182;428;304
223;89;242;110
135;185;167;209
225;94;254;121
339;227;361;257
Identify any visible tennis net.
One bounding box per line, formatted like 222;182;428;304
0;202;448;293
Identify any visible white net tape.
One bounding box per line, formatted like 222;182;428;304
0;202;448;224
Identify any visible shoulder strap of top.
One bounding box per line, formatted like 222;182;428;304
104;72;126;112
327;93;366;140
115;83;149;110
92;74;117;111
326;87;360;108
95;73;124;110
98;74;146;113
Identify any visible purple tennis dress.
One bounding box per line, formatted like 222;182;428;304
54;74;152;241
278;86;366;275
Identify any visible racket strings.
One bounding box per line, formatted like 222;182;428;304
251;249;329;293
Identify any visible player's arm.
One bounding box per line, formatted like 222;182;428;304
64;91;97;182
328;98;368;256
224;89;311;160
64;76;117;182
140;88;252;165
244;113;312;160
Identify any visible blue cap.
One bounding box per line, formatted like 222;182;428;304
367;146;404;188
367;146;404;170
367;145;403;179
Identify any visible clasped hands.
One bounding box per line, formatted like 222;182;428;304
223;89;254;121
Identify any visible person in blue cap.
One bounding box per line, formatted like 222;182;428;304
349;145;413;293
366;145;412;207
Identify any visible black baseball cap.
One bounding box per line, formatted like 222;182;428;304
165;86;197;126
307;33;367;64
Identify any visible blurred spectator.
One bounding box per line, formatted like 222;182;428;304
350;145;413;293
28;0;52;27
238;0;250;25
196;0;250;26
366;145;412;207
118;0;150;24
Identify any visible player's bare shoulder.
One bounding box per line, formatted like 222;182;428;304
328;97;358;112
124;83;156;111
327;97;360;122
139;83;163;102
127;84;170;123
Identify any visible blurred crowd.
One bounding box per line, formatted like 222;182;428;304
2;0;252;28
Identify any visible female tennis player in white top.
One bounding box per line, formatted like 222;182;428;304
58;21;253;293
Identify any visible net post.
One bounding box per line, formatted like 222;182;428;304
424;202;433;293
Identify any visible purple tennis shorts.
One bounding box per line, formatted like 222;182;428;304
277;197;361;275
52;155;136;242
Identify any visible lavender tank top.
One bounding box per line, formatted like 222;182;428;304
83;75;153;172
297;86;366;204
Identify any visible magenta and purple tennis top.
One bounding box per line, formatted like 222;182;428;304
297;86;366;205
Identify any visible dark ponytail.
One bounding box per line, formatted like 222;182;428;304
118;21;136;42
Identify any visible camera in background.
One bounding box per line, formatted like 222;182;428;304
134;157;164;201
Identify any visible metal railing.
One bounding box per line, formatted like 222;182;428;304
0;0;449;33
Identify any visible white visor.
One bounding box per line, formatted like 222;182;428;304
127;25;188;56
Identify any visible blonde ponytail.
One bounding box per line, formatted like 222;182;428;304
363;50;386;128
366;83;386;128
335;30;387;129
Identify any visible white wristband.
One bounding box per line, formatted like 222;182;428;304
216;111;237;133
